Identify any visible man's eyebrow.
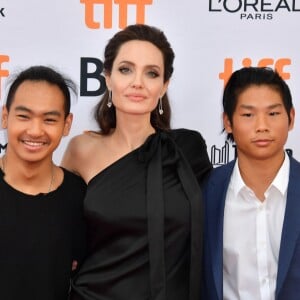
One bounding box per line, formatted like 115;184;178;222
239;103;283;109
239;104;254;109
267;103;284;110
14;105;62;116
44;111;62;117
14;105;31;113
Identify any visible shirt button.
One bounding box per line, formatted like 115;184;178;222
263;277;269;284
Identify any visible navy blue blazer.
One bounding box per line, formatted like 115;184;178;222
203;156;300;300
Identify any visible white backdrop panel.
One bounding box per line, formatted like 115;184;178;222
0;0;299;164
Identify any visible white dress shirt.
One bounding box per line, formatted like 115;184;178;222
223;154;290;300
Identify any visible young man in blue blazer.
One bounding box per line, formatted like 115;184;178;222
203;67;299;300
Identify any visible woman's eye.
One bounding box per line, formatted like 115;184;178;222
119;67;131;74
147;71;159;78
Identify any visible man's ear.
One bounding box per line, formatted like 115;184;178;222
223;113;233;133
288;107;295;131
63;113;73;136
2;106;8;129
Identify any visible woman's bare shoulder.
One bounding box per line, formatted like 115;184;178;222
69;131;102;151
61;131;103;173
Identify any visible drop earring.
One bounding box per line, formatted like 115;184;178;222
158;97;163;115
107;90;113;108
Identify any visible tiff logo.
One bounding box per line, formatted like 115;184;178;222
219;57;291;87
0;55;10;100
0;8;5;17
81;0;153;29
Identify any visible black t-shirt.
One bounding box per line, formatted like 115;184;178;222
0;168;86;300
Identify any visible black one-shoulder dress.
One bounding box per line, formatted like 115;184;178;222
69;129;212;300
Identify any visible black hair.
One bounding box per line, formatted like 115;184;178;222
223;66;294;142
6;65;76;118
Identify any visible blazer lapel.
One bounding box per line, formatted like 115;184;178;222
276;157;300;297
206;161;235;300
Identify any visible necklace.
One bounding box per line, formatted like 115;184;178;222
1;155;55;194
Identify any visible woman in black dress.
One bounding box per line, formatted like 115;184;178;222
62;24;212;300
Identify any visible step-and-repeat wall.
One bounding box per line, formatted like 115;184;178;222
1;1;299;164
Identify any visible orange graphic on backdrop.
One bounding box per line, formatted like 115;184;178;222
80;0;153;29
219;58;291;86
0;55;9;100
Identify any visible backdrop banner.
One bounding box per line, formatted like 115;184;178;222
1;0;299;164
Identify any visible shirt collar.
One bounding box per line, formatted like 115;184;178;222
230;153;290;198
269;152;290;196
230;160;246;198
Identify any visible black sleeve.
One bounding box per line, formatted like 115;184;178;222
170;129;213;186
